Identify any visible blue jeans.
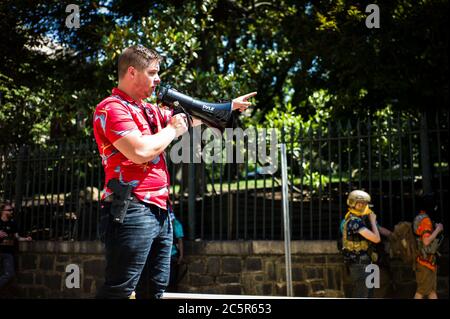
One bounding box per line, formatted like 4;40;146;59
96;201;173;299
0;253;15;289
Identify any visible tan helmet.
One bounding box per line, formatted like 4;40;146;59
347;190;371;208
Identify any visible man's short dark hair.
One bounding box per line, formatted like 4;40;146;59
1;201;12;210
118;45;163;79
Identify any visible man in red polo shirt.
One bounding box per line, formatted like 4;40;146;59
94;45;256;299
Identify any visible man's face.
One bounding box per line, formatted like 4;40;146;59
355;201;368;212
1;205;13;219
133;60;161;100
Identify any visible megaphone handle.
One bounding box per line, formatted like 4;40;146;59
172;101;193;130
183;110;193;130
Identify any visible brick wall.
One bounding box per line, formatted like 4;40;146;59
1;240;448;298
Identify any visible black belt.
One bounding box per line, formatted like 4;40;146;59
103;196;165;212
353;255;372;264
344;252;372;264
130;196;141;203
130;196;167;213
104;195;152;205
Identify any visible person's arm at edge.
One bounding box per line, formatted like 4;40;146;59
15;233;32;241
379;226;392;238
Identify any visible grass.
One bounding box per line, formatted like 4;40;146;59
170;176;346;194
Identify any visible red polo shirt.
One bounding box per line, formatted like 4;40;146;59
93;87;172;210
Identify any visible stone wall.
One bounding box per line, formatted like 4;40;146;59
1;240;448;298
178;241;345;297
1;241;105;298
178;240;448;298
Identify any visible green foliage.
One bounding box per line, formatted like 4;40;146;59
0;0;447;148
0;73;53;147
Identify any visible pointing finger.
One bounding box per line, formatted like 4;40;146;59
241;92;257;100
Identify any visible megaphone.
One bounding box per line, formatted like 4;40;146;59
156;84;233;132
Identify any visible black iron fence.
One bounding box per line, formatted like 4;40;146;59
1;111;448;241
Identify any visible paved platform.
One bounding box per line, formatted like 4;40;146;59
162;292;307;299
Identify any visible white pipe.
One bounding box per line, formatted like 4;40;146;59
280;143;293;297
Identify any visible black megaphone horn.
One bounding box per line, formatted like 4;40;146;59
156;84;233;132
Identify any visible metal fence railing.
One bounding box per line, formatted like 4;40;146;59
1;111;448;241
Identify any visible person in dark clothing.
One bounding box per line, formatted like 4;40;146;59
0;202;32;290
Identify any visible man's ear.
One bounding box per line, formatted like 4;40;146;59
128;66;136;78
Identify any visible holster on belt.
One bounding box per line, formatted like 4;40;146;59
107;178;134;224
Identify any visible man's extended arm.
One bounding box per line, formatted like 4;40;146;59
379;226;392;238
15;233;32;241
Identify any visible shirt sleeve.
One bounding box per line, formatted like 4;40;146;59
95;102;139;144
347;217;366;235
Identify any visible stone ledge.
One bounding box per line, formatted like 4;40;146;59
186;241;252;255
186;240;339;255
20;240;341;255
252;241;339;254
18;241;104;254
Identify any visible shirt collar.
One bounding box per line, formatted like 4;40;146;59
112;87;140;105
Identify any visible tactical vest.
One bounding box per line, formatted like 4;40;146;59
342;215;370;253
341;213;378;263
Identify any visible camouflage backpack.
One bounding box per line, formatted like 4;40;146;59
388;221;418;267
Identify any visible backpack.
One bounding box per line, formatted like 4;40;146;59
388;221;418;267
337;218;345;252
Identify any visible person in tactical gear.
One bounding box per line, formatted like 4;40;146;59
413;193;444;299
340;190;391;298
